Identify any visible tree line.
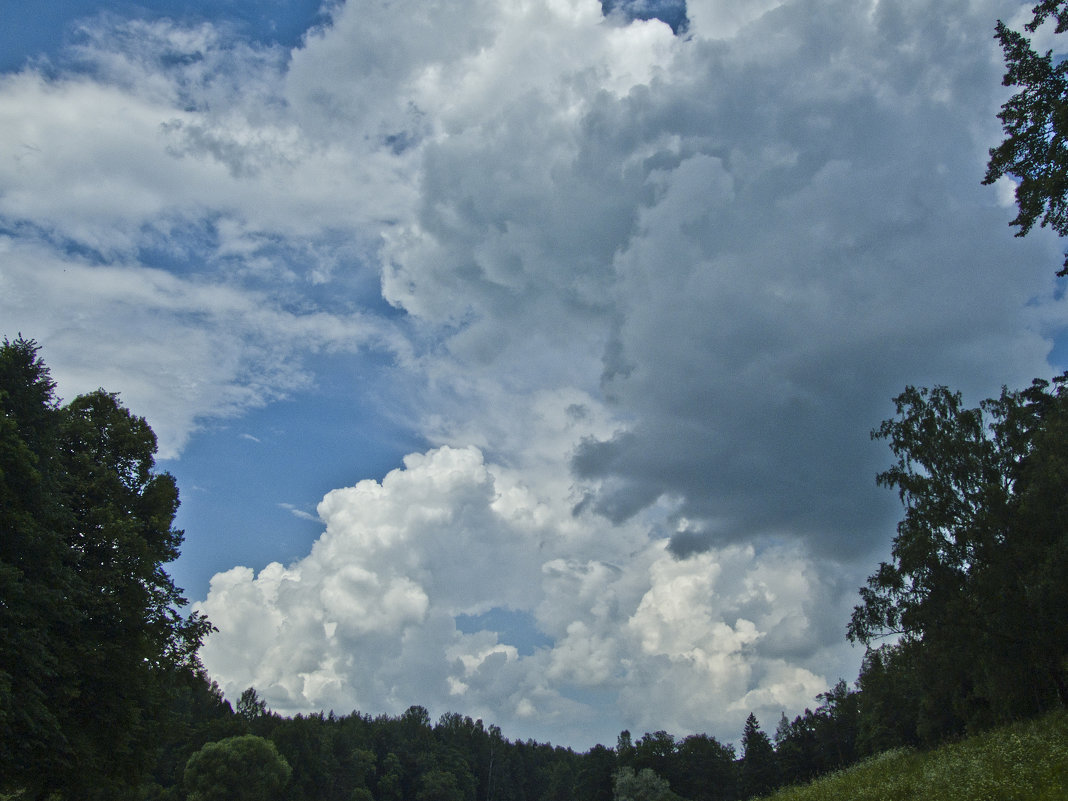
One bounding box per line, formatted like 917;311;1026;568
137;682;873;801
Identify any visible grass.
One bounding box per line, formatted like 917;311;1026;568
756;708;1068;801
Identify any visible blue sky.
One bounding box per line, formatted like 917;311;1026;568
2;0;1066;749
0;0;326;71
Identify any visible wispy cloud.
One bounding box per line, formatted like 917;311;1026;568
278;502;320;522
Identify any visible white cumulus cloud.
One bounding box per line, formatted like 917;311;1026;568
198;442;869;746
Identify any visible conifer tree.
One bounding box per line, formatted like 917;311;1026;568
739;714;778;799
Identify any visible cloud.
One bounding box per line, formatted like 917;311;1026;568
0;237;392;457
5;0;1068;749
0;24;418;245
278;502;320;522
197;446;542;722
376;0;1065;559
197;444;861;746
198;0;1063;743
0;16;413;455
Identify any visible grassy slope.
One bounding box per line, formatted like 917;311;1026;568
756;709;1068;801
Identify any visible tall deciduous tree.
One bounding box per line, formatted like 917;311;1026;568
985;1;1068;274
0;337;212;800
632;731;678;788
236;686;269;723
850;376;1068;742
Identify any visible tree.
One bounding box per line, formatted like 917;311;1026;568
616;730;636;769
811;680;858;770
850;376;1068;741
237;687;269;723
673;734;736;801
183;735;291;801
58;389;213;793
0;337;71;795
269;713;339;801
416;769;467;801
0;337;212;799
770;684;862;784
633;731;678;787
573;743;617;801
773;711;819;788
612;767;681;801
985;1;1068;274
853;642;920;756
143;667;243;801
739;714;777;799
376;752;405;801
541;760;577;801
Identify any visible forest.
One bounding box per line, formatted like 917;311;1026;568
3;3;1068;800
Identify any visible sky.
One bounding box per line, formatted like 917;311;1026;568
2;0;1067;750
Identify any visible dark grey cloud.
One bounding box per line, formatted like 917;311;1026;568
561;0;1062;557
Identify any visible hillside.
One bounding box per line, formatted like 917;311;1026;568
756;709;1068;801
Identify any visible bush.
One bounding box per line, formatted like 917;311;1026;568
184;735;291;801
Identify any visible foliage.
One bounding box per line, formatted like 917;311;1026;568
143;668;244;801
774;680;861;787
632;730;677;783
0;337;67;793
183;735;291;801
748;708;1068;801
673;734;736;801
852;644;919;758
236;686;270;723
165;700;586;801
740;715;779;799
612;767;682;801
0;337;212;800
849;376;1068;743
575;743;618;801
985;1;1068;273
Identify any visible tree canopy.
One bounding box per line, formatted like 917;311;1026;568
612;767;681;801
0;337;212;800
849;375;1068;741
183;735;292;801
985;1;1068;273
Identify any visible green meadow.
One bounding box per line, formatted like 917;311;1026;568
756;709;1068;801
